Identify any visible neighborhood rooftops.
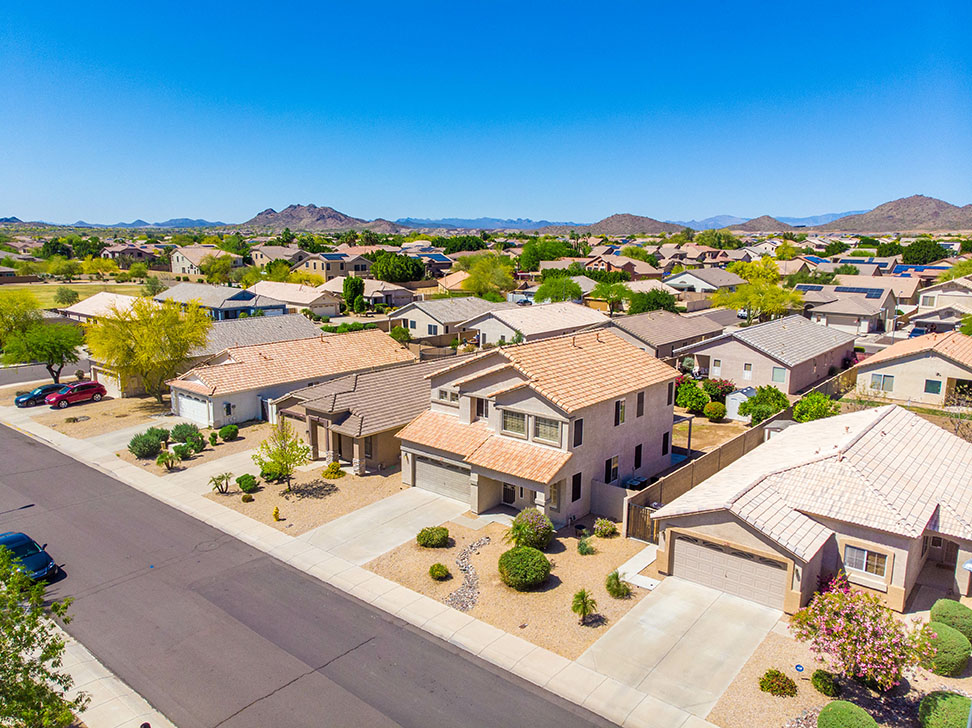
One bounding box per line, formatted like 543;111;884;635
610;310;724;348
60;291;142;319
461;302;609;336
156;282;284;310
860;330;972;370
391;296;518;325
246;280;337;306
190;313;324;359
173;245;241;266
664;267;745;287
319;276;410;298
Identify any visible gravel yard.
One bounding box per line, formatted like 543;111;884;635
366;516;649;659
34;395;172;438
207;466;407;535
117;421;271;473
673;408;749;451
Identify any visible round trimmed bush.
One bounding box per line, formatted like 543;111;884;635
416;526;449;548
241;493;254;503
498;547;551;591
172;444;192;460
931;599;972;642
758;668;797;697
429;563;450;581
703;401;726;422
816;700;877;728
128;432;162;459
236;474;258;494
511;507;554;550
171;423;200;443
219;424;239;442
593;518;618;538
811;669;840;697
925;621;971;676
919;691;972;728
322;461;346;479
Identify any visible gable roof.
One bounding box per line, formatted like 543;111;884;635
809;294;888;317
191;313;324;358
247;280;337;306
60;291;142;319
391;297;517;325
173;245;241;266
157;282;284;310
610;310;723;348
859;331;972;371
664;268;745;287
463;302;609;336
833;274;920;299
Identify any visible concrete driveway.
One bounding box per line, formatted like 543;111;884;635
297;487;469;564
577;578;780;719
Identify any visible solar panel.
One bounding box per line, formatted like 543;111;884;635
835;286;883;299
796;284;824;291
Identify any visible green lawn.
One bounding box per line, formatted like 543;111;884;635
0;282;147;307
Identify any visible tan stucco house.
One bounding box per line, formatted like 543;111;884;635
246;280;341;317
461;302;609;347
856;331;972;406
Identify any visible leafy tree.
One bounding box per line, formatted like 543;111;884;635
461;253;515;297
962;315;972;337
793;392;841;422
621;246;659;267
2;324;83;383
389;325;412;343
343;275;365;304
439;236;487;255
81;255;118;280
823;241;850;257
370;251;424;282
359;229;381;246
338;230;359;247
737;385;789;424
590;281;630;314
251;419;310;492
903;239;949;265
939;259;972;282
791;573;935;691
46;256;81;281
286;270;324;286
53;287;80;306
279;227;296;244
199;254;233;283
353;295;366;314
961;239;972;254
39;238;73;259
141;276;166;296
534;277;583;303
0;290;41;348
71;236;106;260
774;241;799;260
0;546;89;727
265;259;292;282
675;379;709;413
627;289;677;314
84;298;212;402
876;241;903;257
693;229;741;249
786;269;836;288
712;283;803;325
728;256;780;284
519;244;541;272
571;588;598;626
217;233;248;256
833;263;859;275
128;262;149;279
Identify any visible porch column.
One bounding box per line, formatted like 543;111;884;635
351;438;365;476
956;544;972;599
307;418;319;460
321;425;337;464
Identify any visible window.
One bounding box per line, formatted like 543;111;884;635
571;472;582;502
437;389;459;404
408;320;416;329
223;402;231;416
772;367;786;383
634;444;642;470
534;417;560;444
713;358;722;369
364;436;373;459
667;382;674;406
636;391;645;417
922;536;929;556
844;545;887;577
662;431;670;455
614;399;626;426
502;410;526;436
920;294;937;307
743;363;753;380
476;398;489;419
604;456;619;483
572;418;584;447
924;379;942;395
427;324;438;335
870;373;894;392
932;536;943;548
548;481;560;511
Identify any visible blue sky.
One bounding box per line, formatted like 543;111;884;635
1;1;970;224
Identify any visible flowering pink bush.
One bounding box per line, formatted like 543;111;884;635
790;573;935;691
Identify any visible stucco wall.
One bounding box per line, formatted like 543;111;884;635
390;308;455;337
857;352;972;406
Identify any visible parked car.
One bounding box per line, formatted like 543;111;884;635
14;383;64;408
0;532;58;580
44;381;107;409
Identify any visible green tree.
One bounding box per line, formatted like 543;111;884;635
461;253;515;297
53;287;80;306
693;229;742;249
728;257;780;284
343;275;365;304
353;295;366;314
199;254;233;283
774;241;799;260
128;262;149;279
793;392;841;423
81;256;118;280
0;290;41;348
279;227;295;244
217;233;248;256
738;385;789;424
47;256;81;281
141;276;166;296
519;244;541;272
370;251;425;282
359;229;381;246
338;230;359;246
962;315;972;337
823;241;850;257
590;281;630;315
39;238;73;259
786;269;836;288
251;419;310;491
833;263;859;275
439;236;487;255
84;298;212;402
71;236;106;260
939;259;972;282
265;259;292;282
621;246;660;266
627;289;677;314
571;589;598;625
2;324;84;383
675;379;709;413
876;241;903;257
902;239;949;265
389;325;412;343
712;283;803;325
534;277;583;303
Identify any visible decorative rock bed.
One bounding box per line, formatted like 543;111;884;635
445;536;490;612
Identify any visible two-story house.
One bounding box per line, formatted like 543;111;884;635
397;331;679;527
169;245;243;276
291;253;372;280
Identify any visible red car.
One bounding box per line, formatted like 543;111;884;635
45;381;107;409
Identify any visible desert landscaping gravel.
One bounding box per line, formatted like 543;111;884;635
118;421;271;474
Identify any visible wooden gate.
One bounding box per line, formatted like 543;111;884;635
627;503;659;543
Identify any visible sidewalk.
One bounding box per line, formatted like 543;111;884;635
2;406;719;728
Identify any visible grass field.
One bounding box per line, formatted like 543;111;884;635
0;282;146;307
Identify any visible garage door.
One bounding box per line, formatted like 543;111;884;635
414;456;470;502
176;394;210;426
672;535;787;609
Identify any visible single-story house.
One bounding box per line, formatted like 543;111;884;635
585;255;662;280
796;285;897;335
663;268;745;293
246;280;341;317
319;276;414;307
168;328;416;428
606;309;725;358
388;297;518;339
855;331;972;406
674;315;856;393
59;291;142;322
909;303;972;334
100;243;161;266
170;245;243;276
651;405;972;613
0;265;16;278
461;302;610;347
833;273;921;306
155;282;287;320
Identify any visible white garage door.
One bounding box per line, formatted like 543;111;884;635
672;535;787;609
176;394;210;427
414;456;470;502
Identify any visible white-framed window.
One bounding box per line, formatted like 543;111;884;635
870;373;894;392
743;363;753;380
548;481;561;511
844;544;887;577
533;417;560;444
502;410;526;436
437;389;459;404
924;379;942;395
772;366;786;383
428;324;438;335
408;319;415;329
920;294;936;307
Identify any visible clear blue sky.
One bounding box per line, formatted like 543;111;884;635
1;1;970;224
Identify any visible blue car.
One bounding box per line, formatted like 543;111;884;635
14;383;64;408
0;532;58;580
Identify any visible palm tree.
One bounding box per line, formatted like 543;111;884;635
503;520;532;548
572;588;598;625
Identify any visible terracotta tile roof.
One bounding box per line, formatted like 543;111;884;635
61;291;142;319
463;302;609;337
169;328;415;396
860;331;972;370
247;281;337;306
611;310;723;348
396;410;491;458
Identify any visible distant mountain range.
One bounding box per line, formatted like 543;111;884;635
0;216;22;224
242;204;402;233
396;216;583;230
817;195;972;232
534;213;682;236
70;218;226;229
669;211;867;230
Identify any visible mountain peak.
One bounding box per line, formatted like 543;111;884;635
729;215;793;232
817;194;972;232
242;203;406;233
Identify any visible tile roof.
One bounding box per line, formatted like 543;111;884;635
622;279;679;296
611;310;723;348
391;297;518;325
859;331;972;370
463;302;609;337
397;410;491;458
174;245;241;266
653;406;972;558
665;268;746;287
61;291;142;319
247;281;337;306
318;276;410;298
191;313;323;358
833;274;921;299
170;328;415;396
158;282;284;310
438;270;470;290
810;294;886;317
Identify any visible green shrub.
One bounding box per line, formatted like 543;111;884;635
209;431;218;446
508;507;554;550
498;547;551;591
429;563;450;581
219;424;239;441
816;700;877;728
593;518;618;538
931;599;972;642
144;426;170;444
676;380;710;414
758;668;797;697
171;423;200;443
577;536;595;555
605;570;632;599
128;433;162;459
925;621;971;676
236;474;258;493
322;461;346;479
172;444;192;460
260;462;284;481
186;432;206;453
416;526;449;548
703;401;726;422
810;669;840;697
919;691;972;728
241;493;254;503
738;385;789;425
156;451;178;470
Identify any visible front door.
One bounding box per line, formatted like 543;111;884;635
502;483;515;504
945;540;960;568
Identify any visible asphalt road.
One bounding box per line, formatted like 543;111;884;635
0;359;91;386
0;426;613;728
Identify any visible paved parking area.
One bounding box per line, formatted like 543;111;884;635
577;578;780;718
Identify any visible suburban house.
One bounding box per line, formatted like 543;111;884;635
249;244;313;268
909;303;972;333
833;273;922;306
916;276;972;312
0;265;16;278
461;302;609;347
319;276;414;307
651;406;972;613
275;357;469;475
855;331;972;406
246;280;341;317
59;291;142;323
388;297;518;339
99;243;161;266
437;270;470;294
585;255;662;280
673;315;856;393
663;268;745;294
169;245;243;276
795;284;897;334
605;310;725;358
155;282;287;320
168;328;416;428
396;331;679;526
510;275;598;305
291;253;372;280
